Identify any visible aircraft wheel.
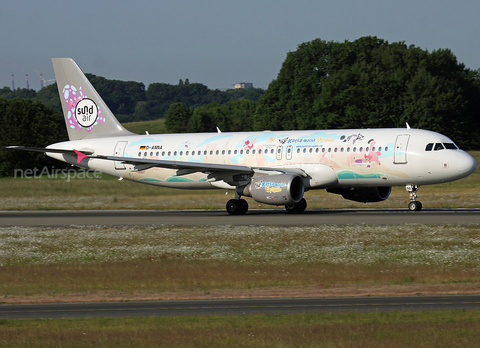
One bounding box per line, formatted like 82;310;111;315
285;198;307;213
226;199;248;215
408;201;422;211
239;199;249;215
296;198;307;213
285;204;296;213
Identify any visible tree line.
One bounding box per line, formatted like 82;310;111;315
0;76;264;123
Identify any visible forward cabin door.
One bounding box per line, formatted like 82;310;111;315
114;141;128;170
394;135;410;164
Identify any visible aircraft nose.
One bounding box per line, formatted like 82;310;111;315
458;152;477;177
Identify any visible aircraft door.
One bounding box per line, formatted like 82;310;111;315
276;145;283;160
394;135;410;164
286;145;293;160
114;141;128;169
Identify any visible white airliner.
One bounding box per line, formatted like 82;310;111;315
8;58;477;214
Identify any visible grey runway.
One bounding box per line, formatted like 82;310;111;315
0;208;480;227
2;295;480;319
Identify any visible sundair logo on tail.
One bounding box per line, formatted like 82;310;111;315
63;85;105;131
75;98;98;128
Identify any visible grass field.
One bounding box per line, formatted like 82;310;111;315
1;224;480;302
2;311;480;347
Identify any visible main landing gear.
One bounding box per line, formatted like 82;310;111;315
226;196;308;215
226;197;249;215
406;184;423;211
285;198;307;213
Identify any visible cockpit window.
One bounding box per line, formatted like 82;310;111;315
443;143;458;150
434;143;445;151
425;143;433;151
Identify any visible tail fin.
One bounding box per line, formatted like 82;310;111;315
52;58;134;141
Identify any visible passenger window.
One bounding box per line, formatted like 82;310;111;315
425;143;433;151
297;148;300;153
222;150;225;155
179;151;183;156
258;149;261;155
234;150;237;155
434;143;444;151
204;150;207;155
174;151;177;156
138;152;141;157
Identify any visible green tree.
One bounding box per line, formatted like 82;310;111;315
165;103;192;133
0;99;68;177
256;36;480;149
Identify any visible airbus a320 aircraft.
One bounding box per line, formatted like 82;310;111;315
8;58;477;214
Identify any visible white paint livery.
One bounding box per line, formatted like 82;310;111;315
9;58;477;214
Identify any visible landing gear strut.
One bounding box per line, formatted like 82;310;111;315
285;198;307;213
406;184;422;211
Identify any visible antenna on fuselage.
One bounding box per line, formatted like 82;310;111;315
406;122;411;129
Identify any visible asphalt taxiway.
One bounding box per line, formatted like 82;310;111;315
2;295;480;319
0;208;479;227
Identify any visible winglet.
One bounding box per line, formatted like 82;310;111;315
74;149;88;163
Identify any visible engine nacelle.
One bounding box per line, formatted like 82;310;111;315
238;174;305;205
327;187;392;203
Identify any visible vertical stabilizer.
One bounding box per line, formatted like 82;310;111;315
52;58;134;141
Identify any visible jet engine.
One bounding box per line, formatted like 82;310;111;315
238;174;304;205
327;187;392;203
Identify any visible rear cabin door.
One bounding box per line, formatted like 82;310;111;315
114;141;128;170
394;134;410;164
286;145;293;160
276;145;283;161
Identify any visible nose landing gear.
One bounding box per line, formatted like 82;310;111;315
406;184;423;211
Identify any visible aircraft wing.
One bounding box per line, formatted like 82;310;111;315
92;154;309;186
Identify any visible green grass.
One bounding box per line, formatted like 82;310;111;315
122;118;167;134
1;311;480;347
1;225;480;301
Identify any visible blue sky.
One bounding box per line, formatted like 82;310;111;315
1;0;479;91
